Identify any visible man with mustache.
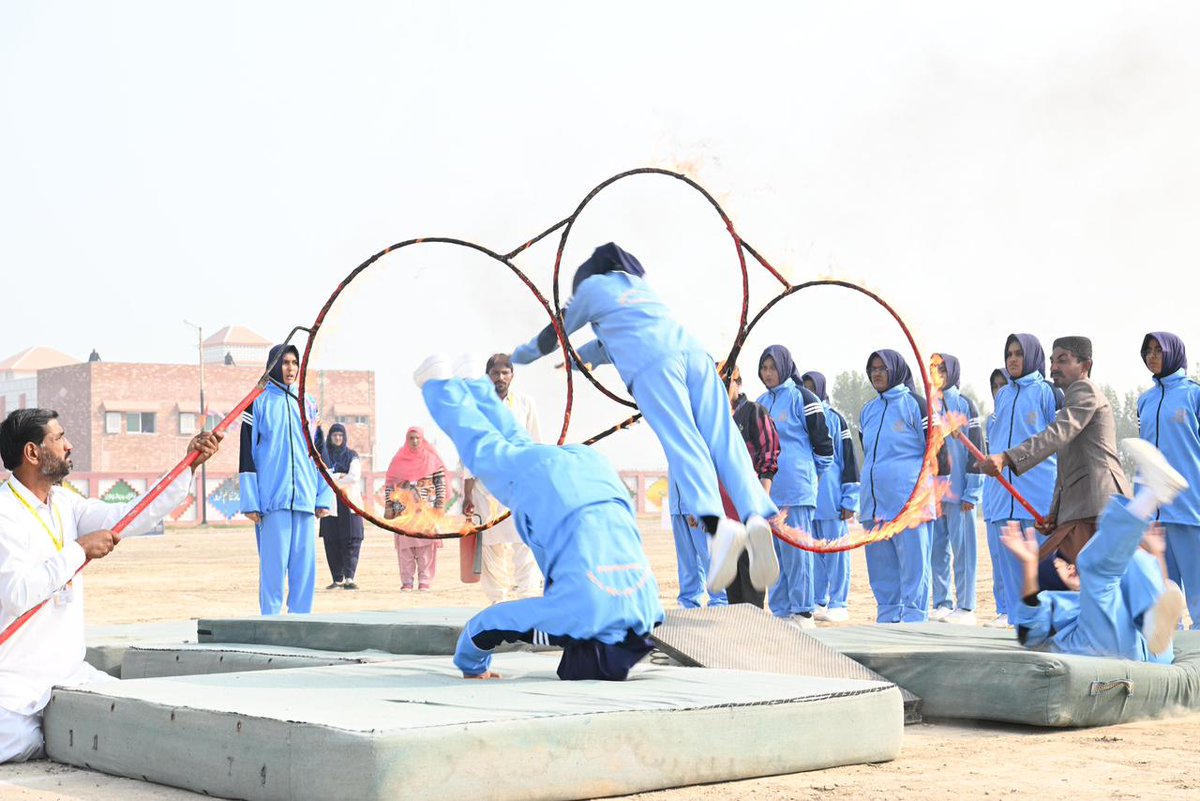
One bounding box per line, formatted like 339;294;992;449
0;408;222;763
981;336;1131;568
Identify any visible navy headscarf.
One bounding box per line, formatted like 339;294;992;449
989;368;1008;394
759;345;803;388
1005;333;1046;379
1142;332;1188;378
866;349;917;394
267;344;300;387
934;353;961;389
800;370;828;401
571;242;647;293
320;423;357;474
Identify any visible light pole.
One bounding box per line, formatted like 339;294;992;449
184;320;207;524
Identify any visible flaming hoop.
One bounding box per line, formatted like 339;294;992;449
298;167;955;550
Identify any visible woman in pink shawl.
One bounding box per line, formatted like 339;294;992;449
384;427;447;590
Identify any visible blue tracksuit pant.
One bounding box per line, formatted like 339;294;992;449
769;506;815;617
632;351;777;522
670;513;728;608
1013;497;1172;663
865;521;931;623
985;519;1008;616
255;509;316;615
1163;523;1200;629
989;518;1042;619
932;504;978;611
423;377;663;679
812;518;851;609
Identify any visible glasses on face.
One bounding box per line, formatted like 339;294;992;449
1143;346;1164;358
868;366;889;375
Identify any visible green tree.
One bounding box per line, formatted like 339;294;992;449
1100;382;1148;477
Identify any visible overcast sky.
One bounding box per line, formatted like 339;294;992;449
3;2;1198;468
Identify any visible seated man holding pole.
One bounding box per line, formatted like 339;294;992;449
0;408;221;763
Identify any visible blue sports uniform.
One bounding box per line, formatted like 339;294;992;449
239;345;334;615
1137;331;1200;629
1013;495;1174;664
983;334;1061;619
930;354;985;613
422;375;663;680
756;347;834;618
801;371;860;612
511;243;777;528
859;350;939;623
666;478;727;609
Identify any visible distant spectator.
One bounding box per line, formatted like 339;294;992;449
318;423;364;590
385;427;445;591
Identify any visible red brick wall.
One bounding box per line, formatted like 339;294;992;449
35;363;374;474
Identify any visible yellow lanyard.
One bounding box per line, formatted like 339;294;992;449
7;481;65;552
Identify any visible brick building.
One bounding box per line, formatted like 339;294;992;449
37;361;376;474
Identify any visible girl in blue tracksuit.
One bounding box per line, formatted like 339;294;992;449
418;367;663;680
239;344;334;615
801;371;860;619
1137;331;1200;628
756;348;834;622
984;334;1060;622
860;350;936;623
511;243;779;591
984;367;1010;620
929;354;985;620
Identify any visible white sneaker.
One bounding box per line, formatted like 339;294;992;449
813;605;829;621
1123;438;1189;507
706;519;748;594
822;607;850;623
944;609;977;626
929;606;953;622
790;614;816;630
1143;581;1186;656
413;354;455;387
744;515;780;590
453;353;482;380
983;614;1010;629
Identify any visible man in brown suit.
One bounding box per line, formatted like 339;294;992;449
980;336;1131;561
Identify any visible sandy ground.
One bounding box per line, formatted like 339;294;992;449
2;518;1199;800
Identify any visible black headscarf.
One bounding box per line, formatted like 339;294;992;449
320;422;356;473
759;345;803;388
267;344;300;387
571;242;646;293
1142;332;1188;379
800;370;828;401
866;349;917;394
934;353;961;389
1005;333;1046;379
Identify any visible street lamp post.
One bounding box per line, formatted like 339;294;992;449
184;320;207;524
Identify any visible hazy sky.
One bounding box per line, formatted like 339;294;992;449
3;2;1199;468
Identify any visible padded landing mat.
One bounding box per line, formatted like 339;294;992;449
652;605;922;723
86;620;198;677
44;654;902;801
810;625;1200;727
197;608;478;654
122;643;414;679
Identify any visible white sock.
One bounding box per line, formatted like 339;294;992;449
1127;486;1159;521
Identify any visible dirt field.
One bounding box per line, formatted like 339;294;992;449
2;518;1199;800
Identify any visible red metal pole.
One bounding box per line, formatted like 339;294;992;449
953;430;1047;527
0;379;267;649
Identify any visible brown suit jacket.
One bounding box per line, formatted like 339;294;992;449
1004;377;1131;524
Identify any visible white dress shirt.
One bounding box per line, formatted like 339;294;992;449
0;470;193;714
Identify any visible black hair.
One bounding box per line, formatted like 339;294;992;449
0;409;59;470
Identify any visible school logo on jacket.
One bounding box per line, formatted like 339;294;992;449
1174;407;1189;425
617;289;654;307
892;419;906;432
1025;410;1038;427
773;412;789;425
